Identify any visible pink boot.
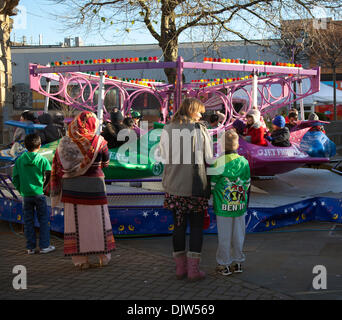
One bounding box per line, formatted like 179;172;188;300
187;252;206;281
173;251;187;280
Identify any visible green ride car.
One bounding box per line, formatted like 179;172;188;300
37;124;164;179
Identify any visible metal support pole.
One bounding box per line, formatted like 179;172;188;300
298;80;305;120
44;78;51;113
252;70;258;109
175;56;184;112
162;100;169;123
97;71;106;134
119;89;124;112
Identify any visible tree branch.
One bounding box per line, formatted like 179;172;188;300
137;0;161;42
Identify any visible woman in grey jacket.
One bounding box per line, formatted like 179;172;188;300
159;98;213;281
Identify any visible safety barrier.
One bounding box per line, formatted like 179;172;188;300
1;172;341;236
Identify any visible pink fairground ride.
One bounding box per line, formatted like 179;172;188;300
28;55;333;176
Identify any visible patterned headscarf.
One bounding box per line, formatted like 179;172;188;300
50;111;106;207
66;111;101;170
68;111;99;142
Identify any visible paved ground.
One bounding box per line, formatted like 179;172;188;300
121;221;342;300
1;220;342;300
0;221;293;301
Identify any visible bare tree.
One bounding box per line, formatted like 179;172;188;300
309;19;342;120
0;0;20;16
274;19;313;65
51;1;342;84
267;19;314;108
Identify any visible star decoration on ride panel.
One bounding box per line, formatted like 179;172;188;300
142;211;149;218
251;211;259;218
142;211;160;218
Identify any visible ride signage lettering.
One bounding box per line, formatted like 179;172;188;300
257;147;307;158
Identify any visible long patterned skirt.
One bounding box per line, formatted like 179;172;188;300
64;203;116;264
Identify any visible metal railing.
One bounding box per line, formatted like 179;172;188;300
0;171;164;208
330;159;342;175
0;163;20;201
105;178;164;208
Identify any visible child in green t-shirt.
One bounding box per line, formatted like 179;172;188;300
12;133;55;255
211;130;251;276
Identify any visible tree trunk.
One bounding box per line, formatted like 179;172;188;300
160;3;178;84
333;65;337;121
0;13;13;145
161;37;179;84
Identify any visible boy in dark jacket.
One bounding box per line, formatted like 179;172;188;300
267;115;291;147
101;110;128;149
12;133;55;255
37;113;64;145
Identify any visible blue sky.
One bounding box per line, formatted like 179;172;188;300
11;0;158;46
11;0;271;46
11;0;334;47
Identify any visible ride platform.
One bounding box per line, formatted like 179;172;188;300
0;165;341;237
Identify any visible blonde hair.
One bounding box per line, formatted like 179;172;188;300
223;129;239;152
171;98;205;123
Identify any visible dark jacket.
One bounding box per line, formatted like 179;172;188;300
285;123;297;131
53;113;66;136
270;127;291;147
101;122;128;149
37;113;64;145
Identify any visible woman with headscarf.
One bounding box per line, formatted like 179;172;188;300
50;111;115;269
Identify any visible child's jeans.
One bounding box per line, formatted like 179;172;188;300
216;214;246;266
23;195;50;250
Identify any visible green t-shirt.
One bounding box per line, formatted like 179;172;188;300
211;153;251;217
12;151;51;197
